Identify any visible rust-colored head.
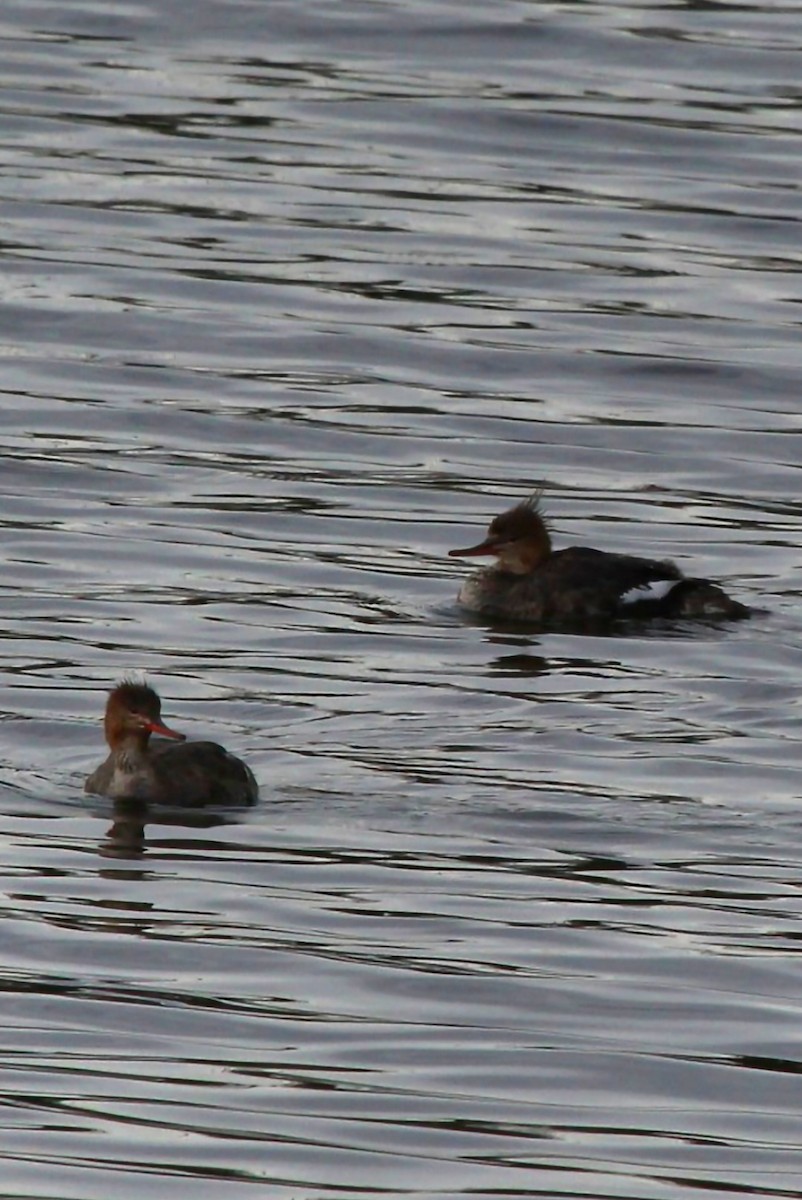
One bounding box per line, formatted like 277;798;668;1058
103;680;186;750
449;494;552;575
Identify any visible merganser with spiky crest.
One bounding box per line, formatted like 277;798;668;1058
449;494;750;625
85;680;258;806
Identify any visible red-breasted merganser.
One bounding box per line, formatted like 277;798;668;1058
449;495;750;624
85;680;258;805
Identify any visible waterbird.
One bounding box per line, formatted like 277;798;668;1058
448;494;750;624
85;680;258;806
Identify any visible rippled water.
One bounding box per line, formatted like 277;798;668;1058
1;0;801;1196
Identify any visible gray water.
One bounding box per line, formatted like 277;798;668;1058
1;1;801;1197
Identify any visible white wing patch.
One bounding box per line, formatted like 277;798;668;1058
620;579;678;607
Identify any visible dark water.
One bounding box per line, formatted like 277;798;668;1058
1;1;801;1196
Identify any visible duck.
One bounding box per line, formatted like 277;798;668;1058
85;680;259;806
448;494;750;624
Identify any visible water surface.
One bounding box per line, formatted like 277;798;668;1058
1;1;801;1197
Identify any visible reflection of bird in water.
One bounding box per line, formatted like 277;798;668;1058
100;795;232;860
85;680;259;807
449;494;750;624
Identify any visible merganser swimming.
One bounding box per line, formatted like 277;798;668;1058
448;494;750;624
85;680;258;806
